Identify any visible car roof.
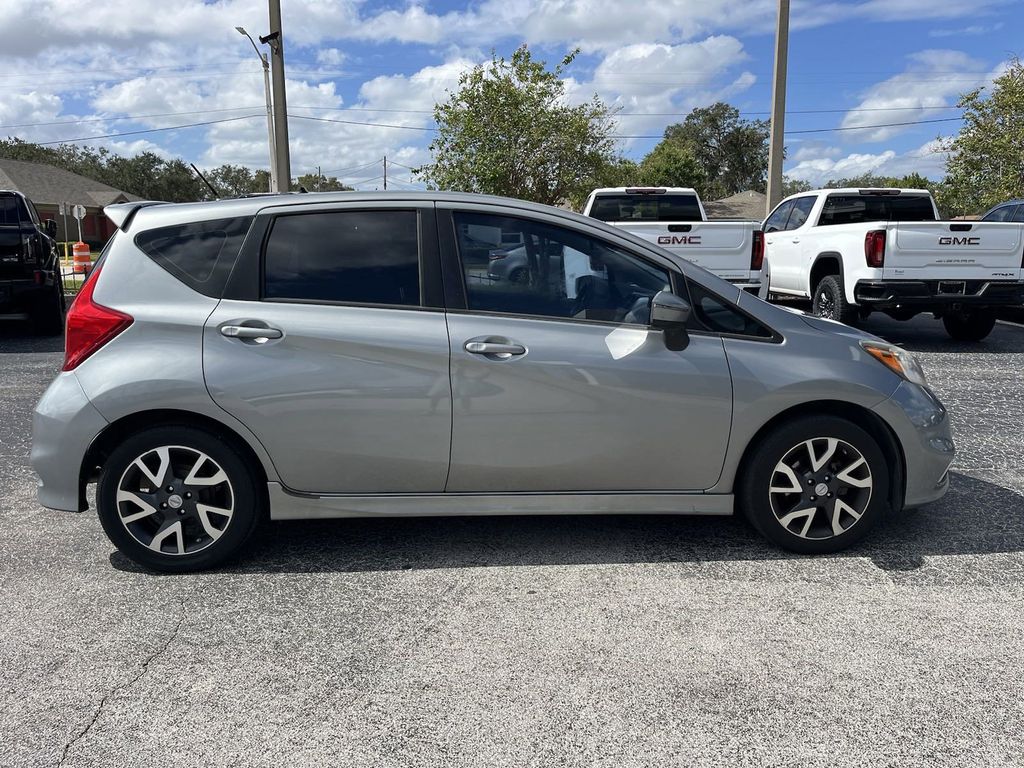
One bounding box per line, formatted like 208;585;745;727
107;191;594;233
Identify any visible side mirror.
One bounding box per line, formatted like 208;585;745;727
650;290;691;351
44;219;58;238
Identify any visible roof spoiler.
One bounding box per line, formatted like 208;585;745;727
104;201;166;232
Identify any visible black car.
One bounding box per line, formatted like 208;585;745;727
0;190;64;335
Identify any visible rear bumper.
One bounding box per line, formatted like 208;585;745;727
31;372;108;512
854;279;1024;309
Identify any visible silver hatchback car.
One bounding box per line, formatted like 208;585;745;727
32;192;954;572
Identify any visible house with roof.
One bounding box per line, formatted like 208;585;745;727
0;158;141;246
705;190;768;221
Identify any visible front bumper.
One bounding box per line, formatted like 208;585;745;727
855;279;1024;310
31;372;108;512
872;380;955;509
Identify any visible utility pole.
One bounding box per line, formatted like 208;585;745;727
765;0;790;215
267;0;291;192
383;155;387;191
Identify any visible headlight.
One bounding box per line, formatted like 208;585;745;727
860;341;928;387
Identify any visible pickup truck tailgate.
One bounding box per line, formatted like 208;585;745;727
608;221;756;281
887;222;1024;280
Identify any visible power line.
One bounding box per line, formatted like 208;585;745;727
318;159;382;176
784;116;964;135
33;114;264;146
0;106;265;130
289;114;435;131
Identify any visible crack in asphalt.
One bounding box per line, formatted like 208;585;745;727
56;598;187;767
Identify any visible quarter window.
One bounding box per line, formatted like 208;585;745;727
136;216;252;297
264;210;420;306
454;212;671;324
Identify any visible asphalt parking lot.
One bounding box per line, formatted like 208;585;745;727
2;315;1022;768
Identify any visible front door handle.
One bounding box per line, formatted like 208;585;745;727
791;237;800;243
464;339;527;358
220;324;283;340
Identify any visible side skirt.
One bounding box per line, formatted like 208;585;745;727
267;483;734;520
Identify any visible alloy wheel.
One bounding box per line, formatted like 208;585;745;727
115;445;235;556
815;289;835;319
768;437;873;540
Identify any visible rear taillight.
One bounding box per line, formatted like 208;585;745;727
751;230;765;271
63;266;132;371
864;229;886;268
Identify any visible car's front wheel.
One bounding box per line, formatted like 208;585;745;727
738;416;889;554
97;426;264;572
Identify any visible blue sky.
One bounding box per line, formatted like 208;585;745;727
0;0;1019;191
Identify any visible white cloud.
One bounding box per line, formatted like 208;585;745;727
929;22;1005;37
785;139;949;185
839;50;993;142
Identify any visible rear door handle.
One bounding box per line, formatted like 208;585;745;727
791;237;800;243
464;340;527;357
220;324;283;340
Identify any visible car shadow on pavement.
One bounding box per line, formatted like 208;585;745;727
0;325;64;353
108;472;1023;575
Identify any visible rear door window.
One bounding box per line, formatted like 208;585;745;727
263;210;420;306
588;194;703;222
135;216;252;297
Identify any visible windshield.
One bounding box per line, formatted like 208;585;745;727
818;193;936;225
589;194;703;223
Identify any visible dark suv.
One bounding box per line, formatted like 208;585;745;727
0;190;64;334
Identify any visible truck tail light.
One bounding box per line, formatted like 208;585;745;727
63;265;133;371
864;230;886;268
751;230;765;271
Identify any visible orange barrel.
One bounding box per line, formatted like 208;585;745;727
72;241;92;274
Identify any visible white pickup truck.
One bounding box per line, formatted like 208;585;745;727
763;188;1024;341
582;187;766;296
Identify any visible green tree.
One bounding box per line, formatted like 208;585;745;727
638;141;706;189
662;103;769;199
781;176;813;197
823;172;935;190
419;45;619;206
940;58;1024;216
294;171;352;192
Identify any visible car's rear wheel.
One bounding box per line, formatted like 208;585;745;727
942;308;996;342
738;416;889;554
811;275;857;325
97;426;264;572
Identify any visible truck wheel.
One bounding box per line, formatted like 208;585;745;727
812;275;857;325
32;281;65;336
942;308;996;342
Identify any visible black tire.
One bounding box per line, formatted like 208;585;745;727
811;274;857;325
508;267;529;284
32;281;64;336
738;415;889;554
97;426;264;572
942;308;996;342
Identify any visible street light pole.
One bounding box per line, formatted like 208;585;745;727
266;0;292;192
765;0;790;216
236;26;277;193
